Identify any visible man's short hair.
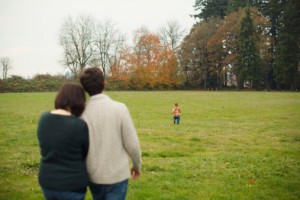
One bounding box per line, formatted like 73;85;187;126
80;67;105;96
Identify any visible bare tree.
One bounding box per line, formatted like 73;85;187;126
59;15;95;77
132;27;151;65
92;19;126;78
158;20;185;50
0;57;12;79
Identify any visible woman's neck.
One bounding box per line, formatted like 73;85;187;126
51;109;72;116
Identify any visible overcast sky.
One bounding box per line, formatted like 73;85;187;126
0;0;196;78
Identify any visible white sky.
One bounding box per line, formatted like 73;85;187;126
0;0;196;78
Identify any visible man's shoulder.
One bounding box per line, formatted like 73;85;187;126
88;95;127;110
110;100;128;113
103;95;126;108
86;95;127;111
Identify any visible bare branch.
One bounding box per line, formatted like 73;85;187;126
93;19;126;77
59;15;95;77
0;57;12;79
158;20;186;50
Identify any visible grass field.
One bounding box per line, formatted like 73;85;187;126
0;91;299;200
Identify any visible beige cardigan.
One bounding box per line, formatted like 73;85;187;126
81;94;142;184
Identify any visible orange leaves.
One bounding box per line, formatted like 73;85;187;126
111;29;181;89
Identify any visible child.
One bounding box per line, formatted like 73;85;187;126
171;103;182;124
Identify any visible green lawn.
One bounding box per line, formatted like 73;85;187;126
0;91;299;200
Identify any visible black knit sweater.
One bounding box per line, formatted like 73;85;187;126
37;112;89;192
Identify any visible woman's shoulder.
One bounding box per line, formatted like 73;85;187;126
70;115;87;125
75;117;87;126
38;111;51;120
68;117;88;135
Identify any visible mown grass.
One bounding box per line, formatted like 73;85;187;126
0;91;299;199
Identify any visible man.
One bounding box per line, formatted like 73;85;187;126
80;67;142;200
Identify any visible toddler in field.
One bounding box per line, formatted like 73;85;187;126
171;103;182;124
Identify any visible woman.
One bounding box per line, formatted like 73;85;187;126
37;83;89;200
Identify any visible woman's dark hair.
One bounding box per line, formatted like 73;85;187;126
55;83;86;117
80;67;105;96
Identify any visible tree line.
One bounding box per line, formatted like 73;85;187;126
58;16;185;90
1;0;299;92
181;0;300;90
0;75;70;93
0;73;129;93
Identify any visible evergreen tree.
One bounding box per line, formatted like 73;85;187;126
237;7;261;89
256;0;288;89
227;0;246;13
190;0;298;90
193;0;228;20
274;0;300;90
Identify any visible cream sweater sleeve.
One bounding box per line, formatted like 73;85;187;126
121;105;142;171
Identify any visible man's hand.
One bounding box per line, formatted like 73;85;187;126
131;168;140;180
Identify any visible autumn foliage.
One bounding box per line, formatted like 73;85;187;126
179;7;275;90
111;29;182;89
